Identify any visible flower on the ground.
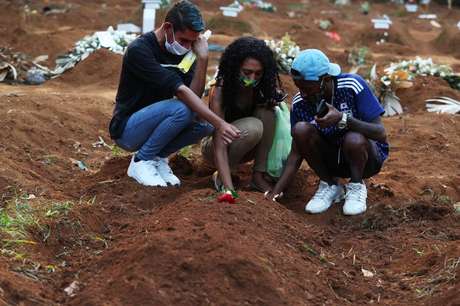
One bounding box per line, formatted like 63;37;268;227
217;190;239;204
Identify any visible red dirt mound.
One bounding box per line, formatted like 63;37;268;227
434;26;460;59
51;49;122;89
34;150;459;306
1;0;460;305
396;76;460;113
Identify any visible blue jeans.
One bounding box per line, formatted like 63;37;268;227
115;99;214;160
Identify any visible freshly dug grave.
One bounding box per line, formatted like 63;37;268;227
0;0;460;305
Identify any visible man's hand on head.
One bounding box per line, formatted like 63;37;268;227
315;103;342;128
192;34;209;60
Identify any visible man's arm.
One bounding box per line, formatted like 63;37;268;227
176;85;240;144
266;142;303;201
347;116;387;143
316;104;387;143
209;85;225;118
188;35;208;97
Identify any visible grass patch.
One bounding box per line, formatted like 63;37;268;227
45;201;73;218
0;192;41;243
415;257;460;298
394;9;408;17
111;144;125;157
286;3;308;11
0;188;95;254
419;188;454;206
302;243;319;256
178;145;194;159
41;154;58;165
0;189;98;280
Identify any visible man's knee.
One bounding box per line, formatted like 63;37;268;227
171;100;193;122
342;132;368;155
292;122;317;143
196;122;214;138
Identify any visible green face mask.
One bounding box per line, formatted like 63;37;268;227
239;76;259;88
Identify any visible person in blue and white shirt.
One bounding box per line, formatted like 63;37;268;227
266;49;388;215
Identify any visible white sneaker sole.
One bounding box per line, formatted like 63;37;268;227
127;162;167;187
343;205;367;216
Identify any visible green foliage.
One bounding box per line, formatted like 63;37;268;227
111;145;124;157
394;9;408;17
45;201;73;218
0;194;40;242
0;190;95;254
348;47;369;66
443;75;460;90
178;145;193;159
360;1;370;14
302;243;318;256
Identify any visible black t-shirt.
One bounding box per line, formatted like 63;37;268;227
109;32;195;139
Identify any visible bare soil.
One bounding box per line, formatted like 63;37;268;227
0;0;459;305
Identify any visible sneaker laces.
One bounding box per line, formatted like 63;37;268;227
144;160;162;176
346;183;366;202
154;157;173;174
311;181;331;200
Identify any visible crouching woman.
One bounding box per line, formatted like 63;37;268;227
201;36;285;196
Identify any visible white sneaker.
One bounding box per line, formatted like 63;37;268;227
343;182;367;215
154;157;180;186
305;181;344;214
127;156;167;187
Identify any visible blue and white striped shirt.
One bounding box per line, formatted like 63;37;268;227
291;73;389;161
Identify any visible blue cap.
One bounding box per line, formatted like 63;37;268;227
291;49;341;81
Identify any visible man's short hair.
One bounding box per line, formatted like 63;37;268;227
165;0;205;33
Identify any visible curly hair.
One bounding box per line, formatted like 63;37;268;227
217;36;283;121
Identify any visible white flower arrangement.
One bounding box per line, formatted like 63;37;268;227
371;57;460;116
51;27;137;76
380;57;456;88
265;34;300;73
241;0;276;12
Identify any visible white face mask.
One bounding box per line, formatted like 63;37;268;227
165;29;189;56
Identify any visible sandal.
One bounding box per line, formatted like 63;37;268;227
212;171;223;192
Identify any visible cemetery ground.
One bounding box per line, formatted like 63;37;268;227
1;0;460;305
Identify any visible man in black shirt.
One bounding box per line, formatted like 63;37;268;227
110;1;240;187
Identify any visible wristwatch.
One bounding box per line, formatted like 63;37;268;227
337;112;348;130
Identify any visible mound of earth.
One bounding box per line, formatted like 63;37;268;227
0;0;460;305
51;49;122;89
396;76;460;113
434;26;460;59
